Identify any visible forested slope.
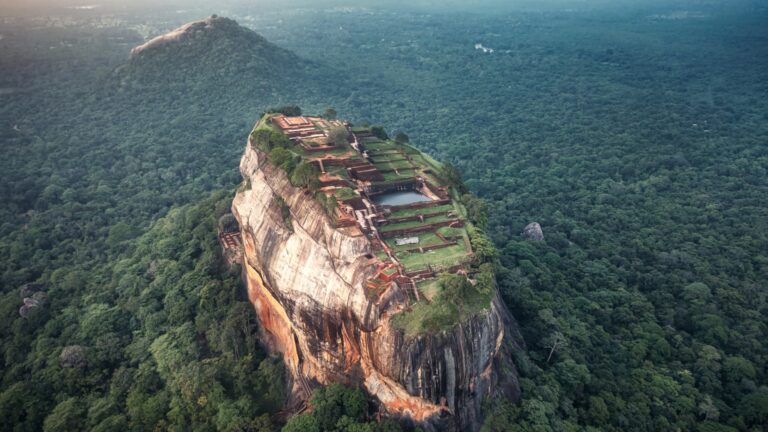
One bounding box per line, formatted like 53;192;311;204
1;7;767;431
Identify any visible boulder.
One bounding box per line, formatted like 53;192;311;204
522;222;544;241
19;296;45;318
60;345;87;369
19;282;44;298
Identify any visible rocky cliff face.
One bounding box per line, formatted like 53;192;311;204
232;141;522;431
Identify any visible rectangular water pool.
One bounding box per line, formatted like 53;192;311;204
372;191;432;206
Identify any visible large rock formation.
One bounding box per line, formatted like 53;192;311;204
232;139;522;430
522;222;544;242
122;16;304;84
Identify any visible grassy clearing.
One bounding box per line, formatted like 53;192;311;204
333;187;358;200
365;141;399;151
410;152;445;176
417;279;443;301
388;204;454;219
294;145;353;159
396;243;470;271
419;170;446;187
436;225;464;237
392;300;459;337
386;232;445;252
374;160;415;170
379;214;455;233
371;153;407;162
381;171;417;181
393;273;493;338
400;143;424;155
325;166;352;181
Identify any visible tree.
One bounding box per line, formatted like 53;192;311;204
91;415;129;432
370;126;388;140
218;213;239;233
439;273;473;302
394;132;409;144
282;413;320;432
266;105;302;116
328;126;350;147
43;397;86;432
290;162;321;192
462;194;488;229
323;107;337;120
469;227;497;263
587;396;609;424
544;331;568;363
443;162;468;194
268;147;297;174
107;222;140;245
698;395;719;421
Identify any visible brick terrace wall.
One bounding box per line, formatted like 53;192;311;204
403;241;458;254
320;179;352;188
423;180;450;200
377;168;417;174
341;197;366;211
405;263;466;279
366;178;420;195
370;156;409;163
388;198;451;212
379;219;463;239
354;170;385;182
302;144;338;153
380;211;454;225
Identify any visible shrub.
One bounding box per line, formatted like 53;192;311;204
370;125;388;140
273;195;293;232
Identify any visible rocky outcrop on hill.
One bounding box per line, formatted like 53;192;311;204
232;139;523;431
60;345;87;369
123;16;303;83
18;283;46;318
522;222;544;241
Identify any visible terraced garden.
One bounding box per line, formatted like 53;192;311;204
396;243;471;272
379;214;456;233
251;115;492;339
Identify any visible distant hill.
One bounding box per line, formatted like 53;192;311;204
118;15;305;86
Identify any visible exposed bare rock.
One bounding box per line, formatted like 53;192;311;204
31;291;47;304
60;345;87;369
19;282;44;298
126;15;300;77
146;259;159;279
522;222;544;241
19;298;40;318
130;15;229;58
18;284;46;318
232;139;522;431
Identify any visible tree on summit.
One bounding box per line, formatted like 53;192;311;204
265;105;302;116
370;126;388;140
322;107;337;120
290;162;320;192
327;126;349;146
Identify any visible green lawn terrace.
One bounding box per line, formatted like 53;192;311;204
353;130;474;280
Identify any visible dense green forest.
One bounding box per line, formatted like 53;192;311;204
1;4;767;431
1;191;286;430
